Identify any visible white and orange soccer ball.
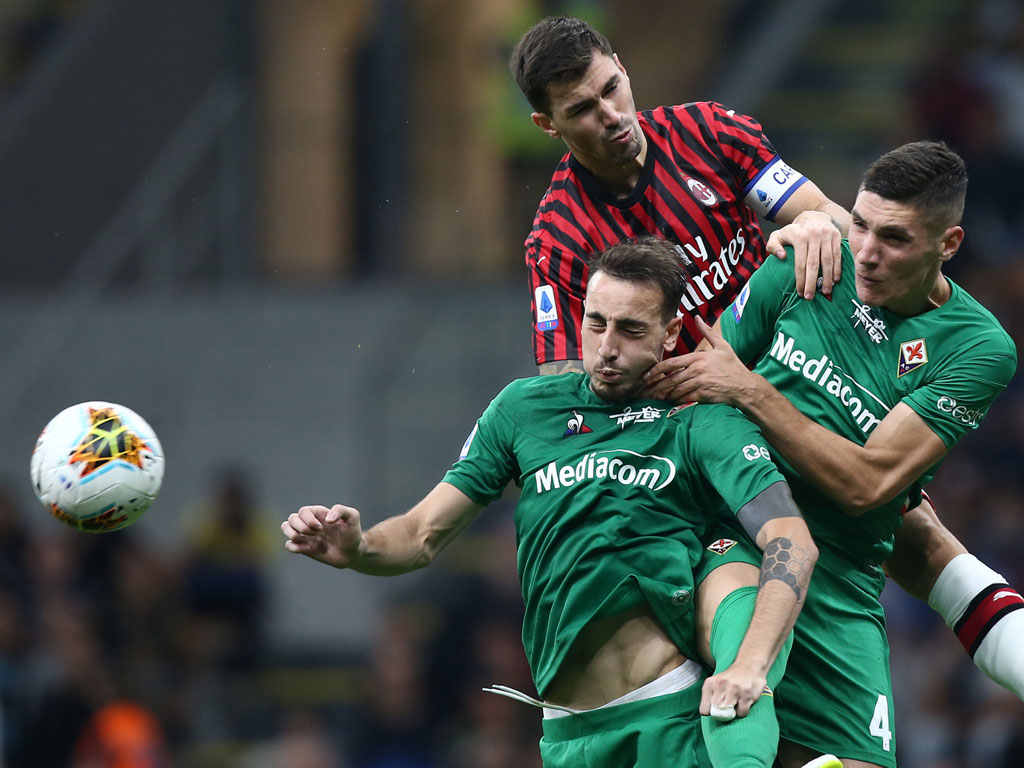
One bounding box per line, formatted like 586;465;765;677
30;401;164;532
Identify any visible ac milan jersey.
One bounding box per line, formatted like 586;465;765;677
442;373;785;696
722;241;1017;564
526;101;807;365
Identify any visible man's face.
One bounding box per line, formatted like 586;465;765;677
582;272;679;402
848;190;961;315
533;53;643;170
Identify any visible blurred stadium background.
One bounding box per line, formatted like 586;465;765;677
1;0;1023;765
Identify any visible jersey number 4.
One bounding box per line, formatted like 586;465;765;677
869;694;892;752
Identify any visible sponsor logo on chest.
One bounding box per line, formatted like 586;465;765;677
672;228;748;312
534;449;677;494
767;331;887;434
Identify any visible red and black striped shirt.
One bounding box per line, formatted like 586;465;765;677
525;101;804;364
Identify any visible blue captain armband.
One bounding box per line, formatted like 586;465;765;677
743;157;808;221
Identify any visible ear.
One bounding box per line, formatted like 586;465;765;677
531;112;560;140
938;225;964;263
663;315;682;354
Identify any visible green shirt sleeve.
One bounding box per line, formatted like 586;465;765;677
443;384;520;505
719;245;802;364
903;338;1017;449
685;403;789;514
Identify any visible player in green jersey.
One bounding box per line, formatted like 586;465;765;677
282;238;825;768
645;141;1018;768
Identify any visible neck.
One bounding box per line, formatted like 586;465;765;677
927;273;952;308
886;273;950;317
585;135;648;198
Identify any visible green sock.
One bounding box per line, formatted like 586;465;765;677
700;586;792;768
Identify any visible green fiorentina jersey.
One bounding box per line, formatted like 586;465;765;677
722;241;1017;565
443;373;786;696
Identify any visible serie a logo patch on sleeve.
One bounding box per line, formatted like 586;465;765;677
535;285;559;331
731;281;751;323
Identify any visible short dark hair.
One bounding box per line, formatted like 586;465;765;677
510;16;614;115
860;141;968;233
589;237;688;323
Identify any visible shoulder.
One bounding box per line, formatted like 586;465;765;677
534;155;578;208
661;402;757;438
495;373;585;407
641;103;715;138
648;102;765;133
528;158;591;239
945;281;1017;360
684;402;755;431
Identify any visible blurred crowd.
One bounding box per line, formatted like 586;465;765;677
3;0;1024;767
0;475;544;768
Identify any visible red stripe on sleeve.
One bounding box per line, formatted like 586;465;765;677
954;584;1024;657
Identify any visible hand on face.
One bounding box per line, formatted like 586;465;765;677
642;317;753;406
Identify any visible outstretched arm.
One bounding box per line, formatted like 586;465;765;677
646;316;948;514
281;482;485;575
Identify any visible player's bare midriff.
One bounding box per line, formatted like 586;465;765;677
543;604;688;710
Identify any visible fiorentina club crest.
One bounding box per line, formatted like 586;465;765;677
897;338;928;377
706;538;737;556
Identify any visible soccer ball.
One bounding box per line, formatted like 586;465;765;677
30;401;165;532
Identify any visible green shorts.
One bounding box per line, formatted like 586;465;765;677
694;517;760;586
539;684;710;768
775;548;895;767
697;524;896;767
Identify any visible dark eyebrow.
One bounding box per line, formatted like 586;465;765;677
850;209;912;240
877;225;912;239
564;74;619;115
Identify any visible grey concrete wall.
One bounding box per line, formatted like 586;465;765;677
1;282;535;654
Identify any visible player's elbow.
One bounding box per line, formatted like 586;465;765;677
792;525;819;570
840;482;908;517
412;530;443;570
840;494;878;516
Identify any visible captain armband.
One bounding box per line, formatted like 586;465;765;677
743;157;808;221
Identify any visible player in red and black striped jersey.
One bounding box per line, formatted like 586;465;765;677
511;17;849;373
